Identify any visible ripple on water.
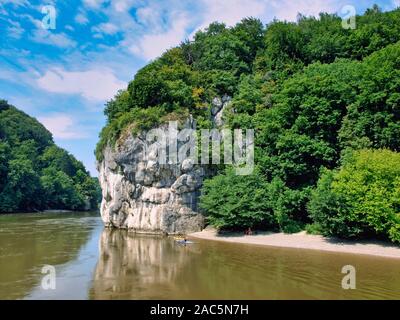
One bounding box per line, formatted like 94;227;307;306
1;212;400;300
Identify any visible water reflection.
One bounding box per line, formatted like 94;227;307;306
0;212;97;300
1;212;400;300
90;229;400;300
90;229;200;299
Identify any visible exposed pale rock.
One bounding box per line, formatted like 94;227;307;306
211;97;223;115
141;187;170;204
181;158;194;172
213;94;231;127
98;121;207;235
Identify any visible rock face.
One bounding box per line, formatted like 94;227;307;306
211;94;231;127
98;119;208;235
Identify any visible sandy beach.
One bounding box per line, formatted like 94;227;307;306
189;228;400;259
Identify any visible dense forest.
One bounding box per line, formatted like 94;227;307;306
0;100;100;213
97;5;400;243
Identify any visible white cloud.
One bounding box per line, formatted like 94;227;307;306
83;0;107;8
129;13;189;61
192;0;347;32
31;29;77;48
92;22;119;35
65;25;74;31
197;0;268;31
269;0;344;21
394;0;400;8
75;12;89;25
36;67;126;101
136;5;162;28
0;0;30;7
7;20;23;39
38;114;87;139
112;0;137;12
20;14;42;28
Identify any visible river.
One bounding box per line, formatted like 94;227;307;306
0;212;399;299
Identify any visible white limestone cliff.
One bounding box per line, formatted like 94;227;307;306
98;120;206;234
97;96;231;235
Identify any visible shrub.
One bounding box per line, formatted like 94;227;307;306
95;106;167;161
305;223;323;235
199;169;308;232
199;168;275;230
308;149;400;243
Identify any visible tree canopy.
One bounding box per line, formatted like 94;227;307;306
96;7;400;243
0;101;100;213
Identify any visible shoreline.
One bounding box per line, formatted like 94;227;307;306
0;210;98;215
189;229;400;259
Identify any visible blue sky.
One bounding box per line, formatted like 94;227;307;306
0;0;399;176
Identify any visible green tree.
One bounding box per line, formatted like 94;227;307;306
339;42;400;151
40;168;84;210
308;149;400;243
95;7;400;240
200;168;275;230
3;158;42;211
0;101;100;213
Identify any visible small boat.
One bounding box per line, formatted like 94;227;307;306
176;240;195;245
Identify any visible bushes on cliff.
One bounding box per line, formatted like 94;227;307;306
97;18;266;154
128;48;197;111
338;42;400;151
191;19;264;76
97;7;400;241
308;149;400;243
211;41;400;233
98;8;400;155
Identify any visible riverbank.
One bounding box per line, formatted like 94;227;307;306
0;209;98;215
189;229;400;259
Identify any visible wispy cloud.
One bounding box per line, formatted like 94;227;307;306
82;0;108;9
129;13;189;61
19;13;77;48
0;0;30;8
65;25;75;31
38;114;87;139
269;0;346;21
31;29;77;48
7;19;24;39
196;0;268;31
36;67;126;101
112;0;137;12
75;12;89;25
92;22;120;35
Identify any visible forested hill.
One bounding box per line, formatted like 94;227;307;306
97;6;400;243
0;100;100;213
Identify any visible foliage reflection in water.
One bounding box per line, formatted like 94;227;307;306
0;212;399;300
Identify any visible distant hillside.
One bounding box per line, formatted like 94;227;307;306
0;100;100;213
